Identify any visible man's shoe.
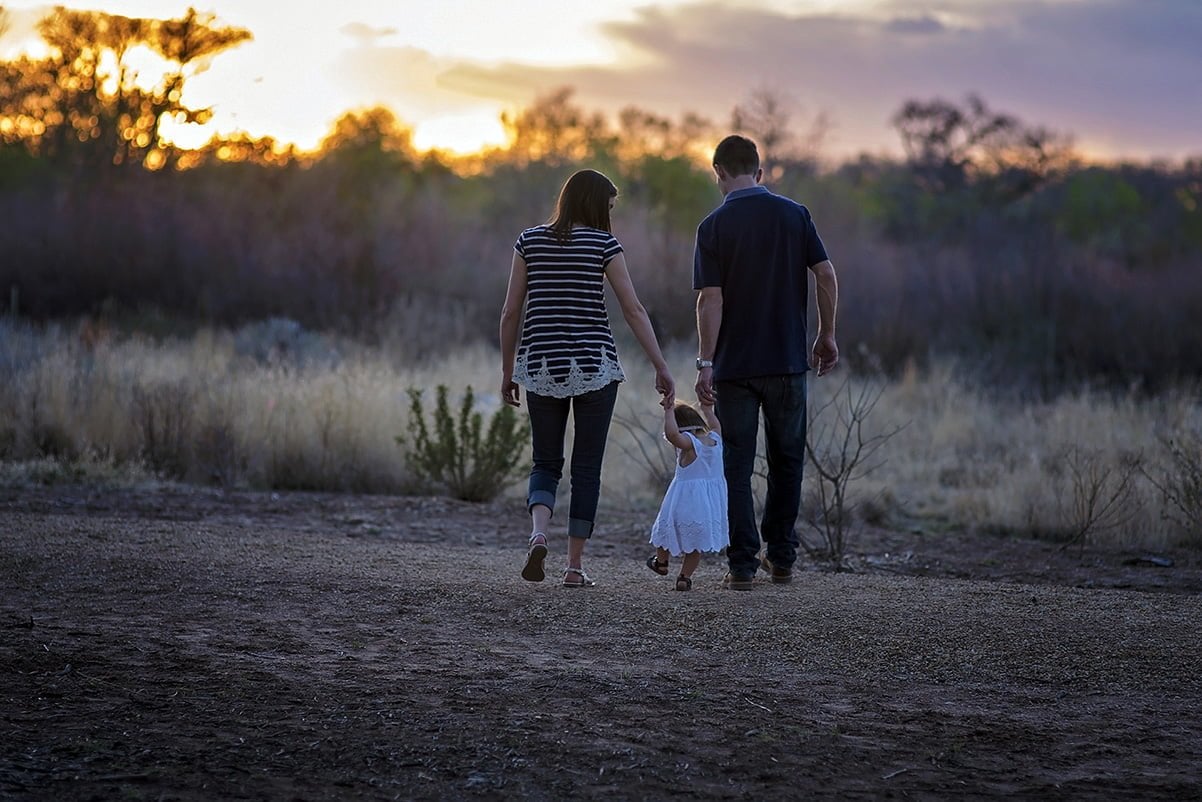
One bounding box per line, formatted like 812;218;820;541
761;556;793;584
722;572;755;591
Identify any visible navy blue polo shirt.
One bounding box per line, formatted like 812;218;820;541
693;185;829;381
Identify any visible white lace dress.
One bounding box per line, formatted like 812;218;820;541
649;431;729;555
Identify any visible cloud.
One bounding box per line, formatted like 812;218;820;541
332;44;495;119
884;15;946;36
422;0;1202;159
340;22;398;46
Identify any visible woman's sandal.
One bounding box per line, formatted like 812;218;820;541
562;567;596;588
675;575;693;592
646;554;669;576
521;533;548;582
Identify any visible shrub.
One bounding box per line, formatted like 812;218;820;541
1144;427;1202;543
132;381;195;479
398;385;529;502
1053;445;1143;549
803;377;903;568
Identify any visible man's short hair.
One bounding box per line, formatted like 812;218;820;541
713;135;759;176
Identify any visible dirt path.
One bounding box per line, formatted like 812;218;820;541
2;487;1201;800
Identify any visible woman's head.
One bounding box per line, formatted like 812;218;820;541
673;401;708;432
548;169;618;241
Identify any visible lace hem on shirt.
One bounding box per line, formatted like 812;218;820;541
515;353;626;398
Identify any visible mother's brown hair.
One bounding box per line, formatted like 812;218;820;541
548;169;618;243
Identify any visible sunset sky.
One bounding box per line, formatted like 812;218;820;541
1;0;1199;160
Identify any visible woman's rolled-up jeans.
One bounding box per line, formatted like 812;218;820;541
525;381;619;538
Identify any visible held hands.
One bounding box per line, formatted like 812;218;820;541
812;333;839;377
655;365;676;407
695;366;716;405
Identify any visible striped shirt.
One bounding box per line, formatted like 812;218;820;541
513;225;626;398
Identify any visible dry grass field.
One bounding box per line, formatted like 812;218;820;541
1;319;1198;551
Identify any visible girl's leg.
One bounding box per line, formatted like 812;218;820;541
680;551;702;578
657;547;671;566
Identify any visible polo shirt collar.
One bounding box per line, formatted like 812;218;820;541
723;185;770;203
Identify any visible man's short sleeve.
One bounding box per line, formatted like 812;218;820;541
693;219;721;289
805;211;829;267
602;234;623;267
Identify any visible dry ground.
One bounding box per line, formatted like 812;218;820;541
2;485;1201;800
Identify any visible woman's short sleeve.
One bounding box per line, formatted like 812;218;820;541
514;229;528;258
602;234;623;267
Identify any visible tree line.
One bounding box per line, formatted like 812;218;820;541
1;6;1200;392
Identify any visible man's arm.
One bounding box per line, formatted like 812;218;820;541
808;259;839;376
695;286;722;403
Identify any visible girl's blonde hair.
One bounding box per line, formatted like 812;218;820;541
673;401;708;431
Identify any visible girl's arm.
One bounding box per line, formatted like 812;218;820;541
663;401;694;451
604;252;675;406
499;251;527;407
700;401;721;436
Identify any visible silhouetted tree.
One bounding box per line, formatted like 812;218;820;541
732;87;829;174
498;87;617;168
891;93;1072;198
0;6;250;171
615;105;712;163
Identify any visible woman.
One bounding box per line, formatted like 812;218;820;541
500;169;674;587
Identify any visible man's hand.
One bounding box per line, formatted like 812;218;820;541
812;333;839;376
695;367;716;405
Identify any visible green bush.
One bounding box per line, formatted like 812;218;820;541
398;385;529;502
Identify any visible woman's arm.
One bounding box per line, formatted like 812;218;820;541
499;251;527;407
605;252;675;405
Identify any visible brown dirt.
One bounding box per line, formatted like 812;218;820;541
2;484;1201;800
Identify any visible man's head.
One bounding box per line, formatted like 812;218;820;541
712;134;763;193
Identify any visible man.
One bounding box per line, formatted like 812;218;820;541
693;134;839;591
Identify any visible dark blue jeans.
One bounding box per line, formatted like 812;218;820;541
525;382;619;538
716;374;807;576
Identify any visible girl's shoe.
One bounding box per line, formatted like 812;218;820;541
675;575;693;592
646;554;669;576
522;533;548;582
562;567;596;588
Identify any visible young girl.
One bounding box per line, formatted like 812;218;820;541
646;399;728;590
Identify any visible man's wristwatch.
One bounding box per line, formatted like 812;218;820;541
695;358;713;370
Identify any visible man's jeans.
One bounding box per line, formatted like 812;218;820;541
716;374;807;576
525;382;619;539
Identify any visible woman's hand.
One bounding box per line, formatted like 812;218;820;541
501;375;521;407
655;366;675;407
